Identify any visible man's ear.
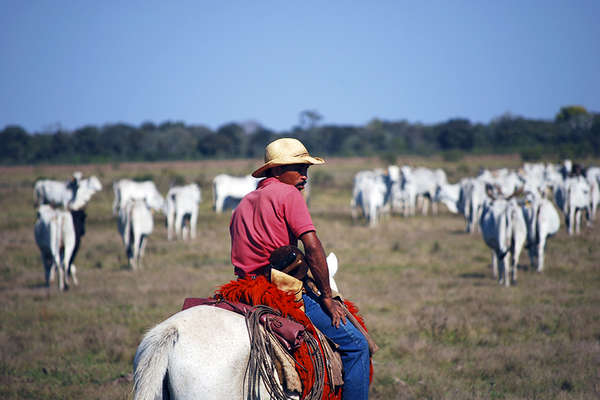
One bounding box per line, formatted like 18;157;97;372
271;166;284;177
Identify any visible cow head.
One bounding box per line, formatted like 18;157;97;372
68;176;103;210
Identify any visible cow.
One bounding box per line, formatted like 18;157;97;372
118;199;154;270
351;169;392;226
586;173;600;221
521;185;560;272
477;168;524;199
212;174;261;213
458;178;486;233
358;175;390;227
479;188;527;287
165;184;202;241
434;182;461;214
400;166;447;216
563;176;591;235
34;205;78;291
587;166;600;186
34;173;102;210
112;179;165;216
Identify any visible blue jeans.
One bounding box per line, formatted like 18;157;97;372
303;291;370;399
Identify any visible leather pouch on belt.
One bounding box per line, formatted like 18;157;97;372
271;269;305;311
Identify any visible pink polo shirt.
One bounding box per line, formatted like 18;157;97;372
230;177;315;275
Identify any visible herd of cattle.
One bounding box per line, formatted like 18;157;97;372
31;159;599;291
32;173;268;291
351;159;600;286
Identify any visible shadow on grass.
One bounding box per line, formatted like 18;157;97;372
459;272;486;279
27;282;50;290
449;229;469;235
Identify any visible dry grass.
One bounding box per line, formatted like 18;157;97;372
1;155;599;399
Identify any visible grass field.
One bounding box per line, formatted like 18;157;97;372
1;155;599;399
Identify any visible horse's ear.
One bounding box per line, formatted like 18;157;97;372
326;252;338;277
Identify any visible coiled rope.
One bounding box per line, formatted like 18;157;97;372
245;304;325;400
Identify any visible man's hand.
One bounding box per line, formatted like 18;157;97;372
321;296;347;328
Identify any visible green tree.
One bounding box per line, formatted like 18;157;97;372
217;123;245;156
436;118;474;150
0;125;30;163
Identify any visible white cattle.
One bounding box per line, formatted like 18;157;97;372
521;186;560;272
586;173;600;221
351;169;392;226
458;178;486;233
34;205;78;291
351;170;379;219
69;176;103;210
479;193;527;287
478;168;523;199
34;174;102;210
400;166;447;215
587;166;600;186
165;184;202;241
434;182;461;214
118;199;154;269
113;179;165;216
359;177;390;227
543;163;564;194
553;180;568;216
519;163;546;194
560;159;573;179
563;176;591;235
212;174;261;213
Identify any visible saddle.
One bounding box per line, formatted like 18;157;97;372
183;277;343;399
181;246;376;399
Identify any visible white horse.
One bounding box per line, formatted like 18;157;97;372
133;253;340;400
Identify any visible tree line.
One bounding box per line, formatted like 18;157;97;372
1;106;599;165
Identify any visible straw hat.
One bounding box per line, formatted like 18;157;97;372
252;138;325;178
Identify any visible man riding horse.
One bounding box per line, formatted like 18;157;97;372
229;138;371;399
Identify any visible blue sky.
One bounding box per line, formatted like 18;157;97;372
1;1;599;133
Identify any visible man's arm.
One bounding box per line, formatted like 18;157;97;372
300;230;347;328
